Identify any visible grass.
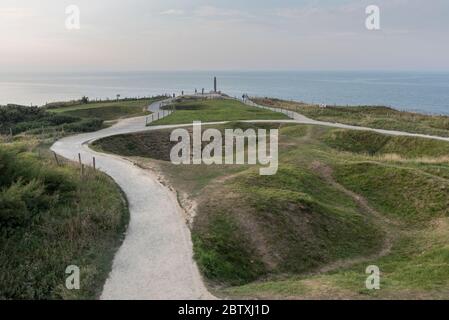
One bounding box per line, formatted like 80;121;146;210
323;129;449;158
49;98;163;122
93;122;449;299
150;98;289;126
0;142;129;299
192;213;266;285
226;216;449;299
191;165;382;285
253;97;449;137
0;105;104;137
334;162;449;224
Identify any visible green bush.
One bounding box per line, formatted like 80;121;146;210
0;179;47;229
0;144;128;299
0;146;75;230
0;105;103;135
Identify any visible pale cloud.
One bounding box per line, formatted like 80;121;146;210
275;7;322;19
274;2;364;20
159;9;184;16
0;7;36;19
193;6;253;19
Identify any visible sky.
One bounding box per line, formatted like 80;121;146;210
1;0;449;72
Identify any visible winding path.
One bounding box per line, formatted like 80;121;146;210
51;95;449;300
51;99;213;300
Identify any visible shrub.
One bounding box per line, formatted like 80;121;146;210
0;179;47;229
0;105;103;135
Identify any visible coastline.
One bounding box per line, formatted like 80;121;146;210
2;71;449;115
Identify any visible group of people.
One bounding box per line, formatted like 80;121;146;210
194;88;205;95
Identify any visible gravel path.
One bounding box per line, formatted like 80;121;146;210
51;99;214;300
51;95;449;300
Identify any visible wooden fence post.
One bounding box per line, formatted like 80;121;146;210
93;157;96;171
78;153;83;176
53;152;60;166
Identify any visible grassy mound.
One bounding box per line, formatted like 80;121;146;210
227;214;449;299
93;122;284;162
150;99;288;125
334;162;449;224
253;97;449;137
323;129;449;158
51;99;161;121
0;144;129;299
193;166;382;285
92;129;175;161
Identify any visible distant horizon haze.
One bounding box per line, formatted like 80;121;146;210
2;71;449;116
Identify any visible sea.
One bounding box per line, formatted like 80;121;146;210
1;71;449;115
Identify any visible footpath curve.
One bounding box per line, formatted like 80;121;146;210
51;99;214;300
